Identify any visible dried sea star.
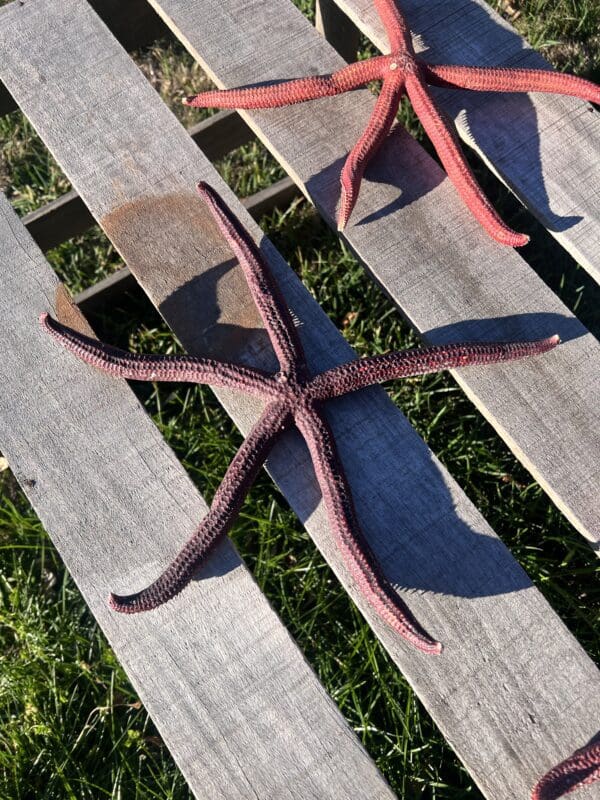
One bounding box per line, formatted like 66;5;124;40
40;183;558;654
184;0;600;246
532;739;600;800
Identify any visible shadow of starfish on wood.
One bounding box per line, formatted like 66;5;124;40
184;0;600;246
40;183;559;654
532;738;600;800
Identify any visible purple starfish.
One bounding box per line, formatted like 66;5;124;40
40;183;558;654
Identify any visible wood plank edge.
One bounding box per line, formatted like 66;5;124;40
22;110;254;252
0;0;168;116
315;0;361;63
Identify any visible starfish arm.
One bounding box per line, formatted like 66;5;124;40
422;63;600;105
374;0;414;53
532;740;600;800
310;335;559;399
197;183;306;381
405;72;529;247
40;313;275;396
184;57;388;110
338;75;403;230
295;403;441;654
110;401;291;613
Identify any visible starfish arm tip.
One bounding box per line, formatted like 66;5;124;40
534;333;560;353
39;311;49;326
108;591;144;614
336;200;351;231
495;229;529;247
409;636;443;655
416;636;442;655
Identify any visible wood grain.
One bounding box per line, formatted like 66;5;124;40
73;177;299;315
335;0;600;281
22;110;254;252
0;191;395;800
145;0;600;551
0;0;166;118
0;1;598;797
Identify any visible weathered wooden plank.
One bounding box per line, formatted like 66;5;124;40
0;192;395;800
22;112;257;252
74;177;299;314
0;0;166;118
0;2;598;798
145;0;600;551
334;0;600;281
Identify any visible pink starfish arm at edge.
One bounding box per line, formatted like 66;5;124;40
532;739;600;800
423;63;600;104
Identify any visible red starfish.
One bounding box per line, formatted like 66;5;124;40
184;0;600;246
532;739;600;800
40;183;558;654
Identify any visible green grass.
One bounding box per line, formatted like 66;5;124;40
1;1;600;798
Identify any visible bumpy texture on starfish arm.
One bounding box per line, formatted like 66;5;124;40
40;182;559;654
184;0;600;244
532;739;600;800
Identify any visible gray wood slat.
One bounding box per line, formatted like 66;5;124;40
22;111;254;252
144;0;600;551
0;0;166;117
0;2;597;797
73;177;299;315
0;192;394;800
335;0;600;281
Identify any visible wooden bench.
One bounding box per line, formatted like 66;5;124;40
0;0;598;798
